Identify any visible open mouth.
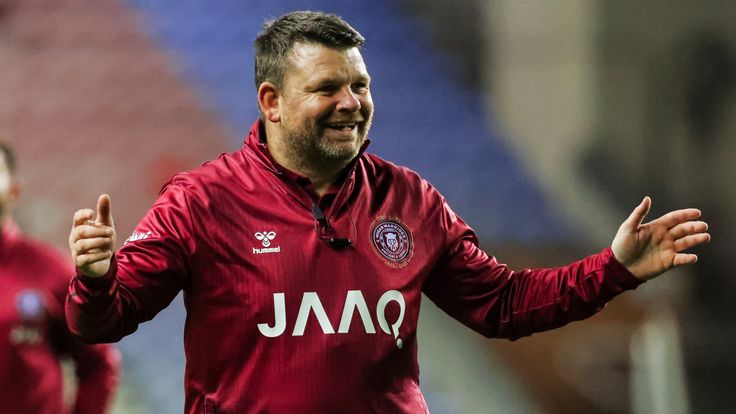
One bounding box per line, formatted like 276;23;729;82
323;122;358;132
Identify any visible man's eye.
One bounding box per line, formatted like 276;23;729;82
317;85;338;93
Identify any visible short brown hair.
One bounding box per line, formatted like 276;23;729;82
254;11;365;90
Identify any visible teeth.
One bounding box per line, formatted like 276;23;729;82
327;123;356;129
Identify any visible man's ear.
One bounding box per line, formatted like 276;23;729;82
258;82;281;123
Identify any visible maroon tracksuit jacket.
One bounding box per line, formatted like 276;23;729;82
0;221;119;414
67;120;642;413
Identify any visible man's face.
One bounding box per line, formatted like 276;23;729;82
277;42;374;166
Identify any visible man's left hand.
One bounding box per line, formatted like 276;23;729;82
611;196;710;281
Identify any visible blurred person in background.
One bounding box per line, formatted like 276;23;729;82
0;138;120;414
65;11;710;413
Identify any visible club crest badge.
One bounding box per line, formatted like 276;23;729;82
15;290;45;322
371;218;413;268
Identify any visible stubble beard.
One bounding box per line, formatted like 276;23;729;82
283;117;371;172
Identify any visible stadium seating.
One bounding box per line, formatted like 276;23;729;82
126;0;572;243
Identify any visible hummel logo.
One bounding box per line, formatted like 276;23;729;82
255;231;277;247
124;231;152;245
253;231;280;255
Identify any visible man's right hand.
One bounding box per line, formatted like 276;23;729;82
70;194;116;278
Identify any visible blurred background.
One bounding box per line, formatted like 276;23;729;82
1;0;733;412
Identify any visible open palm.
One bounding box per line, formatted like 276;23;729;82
611;196;710;281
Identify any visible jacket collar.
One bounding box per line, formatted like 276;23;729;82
243;119;369;216
244;119;281;174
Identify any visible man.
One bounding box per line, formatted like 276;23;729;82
0;139;119;414
66;11;710;413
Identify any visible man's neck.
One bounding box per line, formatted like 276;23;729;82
278;156;349;197
288;163;342;197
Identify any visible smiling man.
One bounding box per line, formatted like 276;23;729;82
66;11;710;414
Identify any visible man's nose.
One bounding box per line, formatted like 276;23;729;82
336;87;361;112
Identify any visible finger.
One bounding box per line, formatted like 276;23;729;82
673;253;698;267
623;196;651;230
669;221;709;239
96;194;114;227
657;208;701;228
74;237;114;254
72;225;114;240
73;209;95;227
674;233;711;252
76;251;113;267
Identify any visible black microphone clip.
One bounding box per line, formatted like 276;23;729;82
311;204;352;249
326;237;352;249
311;204;328;227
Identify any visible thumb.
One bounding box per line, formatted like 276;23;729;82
96;194;114;227
623;196;651;231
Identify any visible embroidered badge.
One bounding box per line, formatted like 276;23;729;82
371;218;413;268
15;290;44;322
253;231;281;254
255;231;277;247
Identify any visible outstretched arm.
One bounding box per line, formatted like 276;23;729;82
424;194;711;340
611;196;710;281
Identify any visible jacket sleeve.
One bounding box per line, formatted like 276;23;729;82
422;197;643;340
67;342;121;414
66;180;196;343
45;246;121;414
52;329;121;414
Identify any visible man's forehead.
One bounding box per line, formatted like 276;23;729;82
286;42;368;76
